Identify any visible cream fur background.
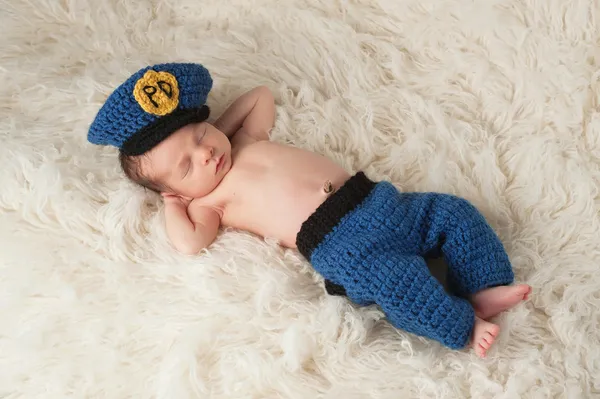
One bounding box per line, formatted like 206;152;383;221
1;0;599;397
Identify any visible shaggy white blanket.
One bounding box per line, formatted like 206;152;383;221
2;0;599;397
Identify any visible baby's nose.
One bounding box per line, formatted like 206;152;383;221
202;146;214;164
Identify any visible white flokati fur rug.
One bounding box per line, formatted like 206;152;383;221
1;0;599;397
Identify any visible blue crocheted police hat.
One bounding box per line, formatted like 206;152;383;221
88;62;213;156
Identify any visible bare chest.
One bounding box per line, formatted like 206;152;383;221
217;142;351;247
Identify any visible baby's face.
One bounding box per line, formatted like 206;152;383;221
141;122;232;198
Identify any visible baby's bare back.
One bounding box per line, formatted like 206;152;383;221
203;140;351;248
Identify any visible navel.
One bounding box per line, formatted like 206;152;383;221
323;180;336;195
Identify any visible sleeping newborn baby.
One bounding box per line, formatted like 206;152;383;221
87;62;531;358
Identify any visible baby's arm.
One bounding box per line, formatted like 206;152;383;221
214;86;275;141
163;196;220;255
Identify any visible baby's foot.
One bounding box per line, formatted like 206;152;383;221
470;284;531;320
471;316;500;358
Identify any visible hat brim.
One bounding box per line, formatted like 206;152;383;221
120;105;211;156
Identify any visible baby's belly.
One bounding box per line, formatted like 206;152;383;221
256;194;328;248
223;172;351;248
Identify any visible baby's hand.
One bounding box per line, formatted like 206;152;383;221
161;192;219;255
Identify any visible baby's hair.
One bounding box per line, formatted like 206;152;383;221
118;151;166;194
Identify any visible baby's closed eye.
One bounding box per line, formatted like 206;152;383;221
182;159;192;178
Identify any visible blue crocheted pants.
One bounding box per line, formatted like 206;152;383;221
296;172;515;349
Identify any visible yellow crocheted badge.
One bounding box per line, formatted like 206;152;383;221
133;70;180;116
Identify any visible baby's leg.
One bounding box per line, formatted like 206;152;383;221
373;254;477;350
414;193;516;297
415;194;531;319
325;251;498;356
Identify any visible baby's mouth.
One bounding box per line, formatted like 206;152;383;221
215;154;224;173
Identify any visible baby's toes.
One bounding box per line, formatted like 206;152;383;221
480;334;493;349
477;344;488;358
488;325;500;338
516;284;531;298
